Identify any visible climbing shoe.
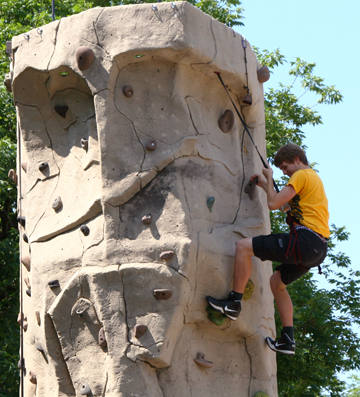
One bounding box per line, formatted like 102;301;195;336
266;333;295;355
206;292;242;321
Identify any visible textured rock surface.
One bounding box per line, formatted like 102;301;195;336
11;2;277;396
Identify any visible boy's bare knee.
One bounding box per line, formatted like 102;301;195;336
270;271;286;292
236;238;253;256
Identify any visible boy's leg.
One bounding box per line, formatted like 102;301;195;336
269;270;293;327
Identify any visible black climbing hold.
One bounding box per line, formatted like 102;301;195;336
243;93;252;105
17;216;26;228
206;196;215;212
54;105;68;118
142;214;152;224
38;162;49;172
98;327;107;347
218;109;235;133
81;138;88;151
145;139;157;151
80;383;92;395
26;289;31;297
135;324;148;338
23;233;28;243
48;279;60;289
153;289;173;300
160;251;175;261
76;46;95;71
52;196;63;211
123;85;134;97
80;225;90;236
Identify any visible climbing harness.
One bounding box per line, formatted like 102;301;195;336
214;71;279;193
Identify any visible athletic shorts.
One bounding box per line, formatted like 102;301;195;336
252;227;328;285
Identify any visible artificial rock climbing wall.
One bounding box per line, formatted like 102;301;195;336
9;2;277;396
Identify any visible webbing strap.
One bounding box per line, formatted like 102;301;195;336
214;72;279;192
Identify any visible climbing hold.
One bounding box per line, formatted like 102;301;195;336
4;74;12;92
17;312;28;331
23;233;28;243
80;383;92;395
253;392;269;397
17;358;24;370
257;66;270;83
17;216;26;228
145;139;157;151
243;279;254;301
76;307;87;318
80;225;90;236
160;251;175;261
243;93;253;105
21;256;31;271
218;109;234;133
35;310;41;326
52;196;63;211
153;289;173;300
36;343;44;353
8;169;17;183
98;327;107;347
206;196;215;212
26;289;31;297
194;353;214;368
54;105;68;118
38;162;49;172
21;163;27;172
48;279;60;289
142;214;152;224
75;46;95;71
29;371;37;384
206;305;227;326
24;277;31;289
244;176;258;201
135;324;148;338
123;85;134;97
81;138;88;151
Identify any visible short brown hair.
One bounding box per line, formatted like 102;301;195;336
274;143;309;167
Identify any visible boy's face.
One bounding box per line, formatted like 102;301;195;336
278;158;300;177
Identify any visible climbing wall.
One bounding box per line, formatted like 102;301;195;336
9;2;277;396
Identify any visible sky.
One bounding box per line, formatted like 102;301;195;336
233;0;360;387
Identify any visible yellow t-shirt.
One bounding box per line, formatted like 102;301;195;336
287;169;330;238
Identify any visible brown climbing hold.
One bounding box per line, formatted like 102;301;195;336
153;289;173;300
123;85;134;97
38;162;48;172
4;74;12;92
80;225;90;236
81;138;88;151
135;324;148;338
145;139;157;151
48;279;60;289
257;65;270;83
21;256;31;271
26;289;31;297
17;358;24;370
52;196;63;211
24;277;31;289
54;105;68;118
98;327;107;347
243;93;253;105
160;251;175;261
29;371;37;384
35;310;41;326
75;46;95;71
8;169;17;183
194;353;214;368
17;312;28;331
218;109;234;133
142;214;152;224
21;162;27;172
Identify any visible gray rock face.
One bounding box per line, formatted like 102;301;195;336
11;2;277;396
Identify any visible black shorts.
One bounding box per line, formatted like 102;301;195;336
252;228;328;285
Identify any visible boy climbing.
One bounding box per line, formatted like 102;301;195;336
207;143;329;355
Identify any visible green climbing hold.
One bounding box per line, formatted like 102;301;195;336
253;392;269;397
206;305;227;326
206;196;215;212
243;279;254;301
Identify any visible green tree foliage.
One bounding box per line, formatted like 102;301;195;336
0;1;357;396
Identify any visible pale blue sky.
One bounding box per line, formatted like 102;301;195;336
234;0;360;387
